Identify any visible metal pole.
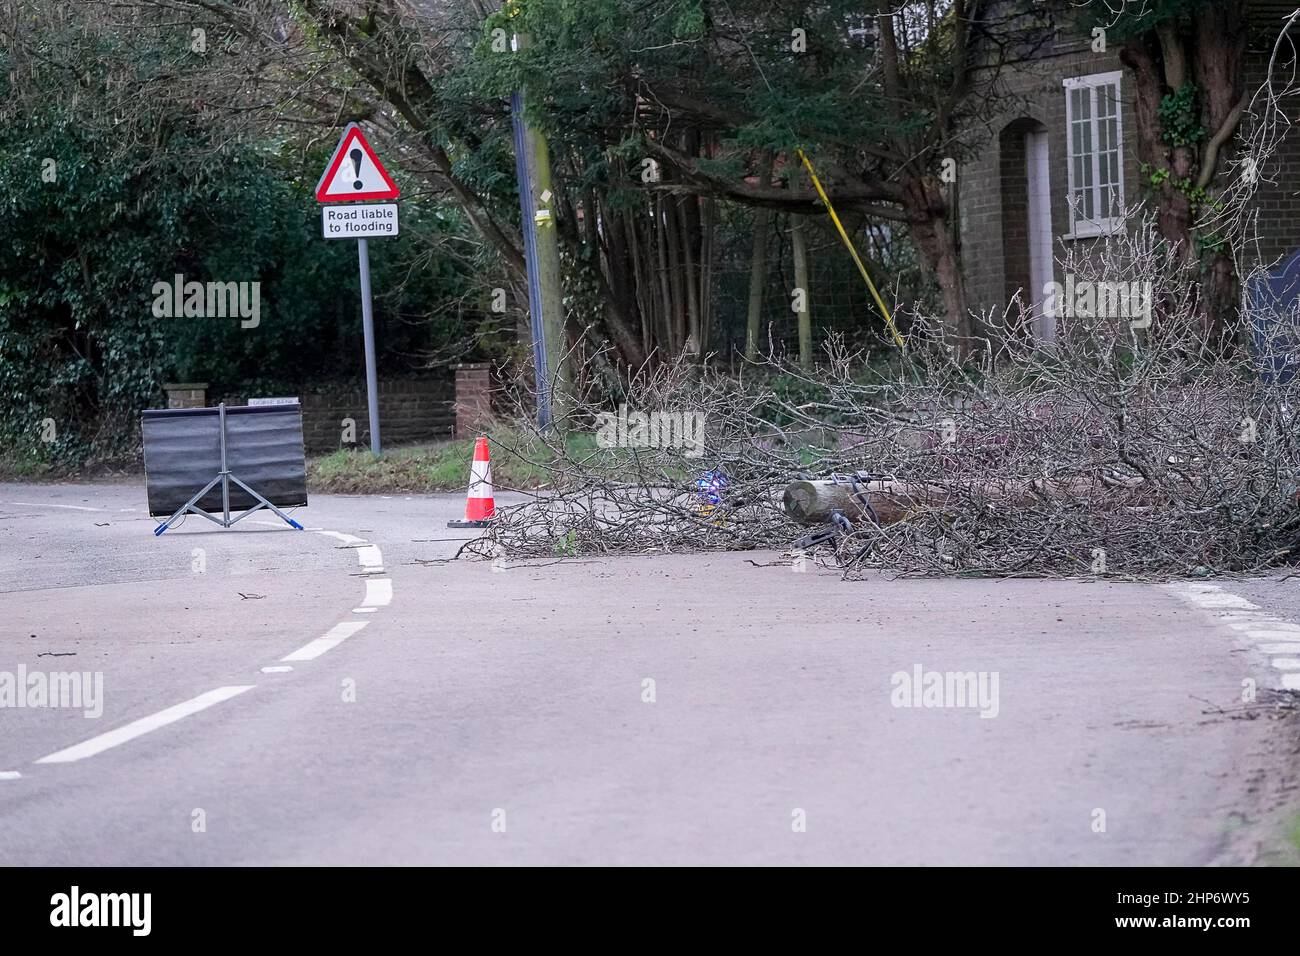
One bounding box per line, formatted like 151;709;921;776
218;402;231;526
357;237;382;456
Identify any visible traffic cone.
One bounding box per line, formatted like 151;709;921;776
448;436;495;528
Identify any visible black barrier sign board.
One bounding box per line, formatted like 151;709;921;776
142;403;307;533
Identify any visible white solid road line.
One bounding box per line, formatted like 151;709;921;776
8;501;100;511
35;686;255;764
0;771;21;780
281;621;370;662
261;665;293;673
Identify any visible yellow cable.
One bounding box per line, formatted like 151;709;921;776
796;148;905;349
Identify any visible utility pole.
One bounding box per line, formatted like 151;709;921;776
510;28;566;428
528;123;567;421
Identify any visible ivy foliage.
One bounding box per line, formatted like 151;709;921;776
0;21;473;468
1157;84;1206;148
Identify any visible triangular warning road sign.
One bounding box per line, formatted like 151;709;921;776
316;123;400;202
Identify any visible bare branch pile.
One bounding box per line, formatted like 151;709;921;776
470;213;1300;579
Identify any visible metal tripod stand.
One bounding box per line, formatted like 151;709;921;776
153;403;305;536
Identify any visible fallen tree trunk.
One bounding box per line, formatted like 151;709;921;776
783;475;1148;526
782;478;935;525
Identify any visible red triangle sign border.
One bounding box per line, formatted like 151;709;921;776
316;123;401;202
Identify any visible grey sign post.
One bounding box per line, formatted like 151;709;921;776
315;123;402;457
357;237;381;456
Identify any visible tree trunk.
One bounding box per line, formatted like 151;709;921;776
700;195;715;353
783;478;928;526
664;198;686;351
654;197;675;353
791;212;812;369
624;209;654;361
1120;4;1247;337
681;196;701;355
904;173;969;351
745;208;771;361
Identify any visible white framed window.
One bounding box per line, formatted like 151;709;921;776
1063;71;1124;237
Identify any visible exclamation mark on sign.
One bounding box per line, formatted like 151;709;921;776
350;149;363;190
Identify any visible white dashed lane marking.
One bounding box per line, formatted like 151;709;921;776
25;521;395;769
35;686;255;764
254;522;393;661
281;621;370;663
361;578;393;607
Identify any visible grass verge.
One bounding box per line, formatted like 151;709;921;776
307;429;594;494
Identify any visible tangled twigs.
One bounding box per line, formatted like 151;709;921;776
469;209;1300;579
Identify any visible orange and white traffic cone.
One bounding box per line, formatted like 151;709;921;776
448;436;496;528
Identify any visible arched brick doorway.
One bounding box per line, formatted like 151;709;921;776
999;118;1054;342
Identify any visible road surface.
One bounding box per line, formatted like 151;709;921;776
1;481;1298;865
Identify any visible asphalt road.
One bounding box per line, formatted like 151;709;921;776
2;481;1298;865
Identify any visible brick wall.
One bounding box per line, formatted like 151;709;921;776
224;377;455;453
959;42;1141;318
452;363;492;438
163;383;210;409
963;19;1300;317
1244;49;1300;271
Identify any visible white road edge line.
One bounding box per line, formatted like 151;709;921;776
35;686;255;764
281;621;370;662
1258;643;1300;654
8;502;100;512
1167;583;1300;688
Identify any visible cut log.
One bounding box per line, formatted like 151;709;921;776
783;478;933;526
783;475;1143;527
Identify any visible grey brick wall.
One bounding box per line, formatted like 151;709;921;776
223;378;455;453
962;19;1300;316
1243;49;1300;271
960;41;1139;320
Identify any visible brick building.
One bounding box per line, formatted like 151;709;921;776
958;2;1299;338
